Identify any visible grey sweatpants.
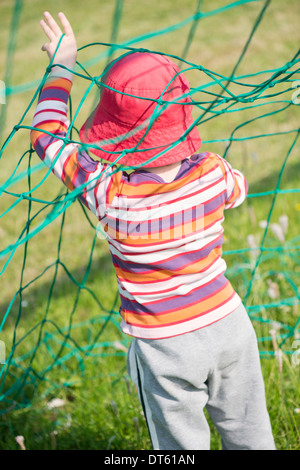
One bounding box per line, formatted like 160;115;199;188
127;303;276;450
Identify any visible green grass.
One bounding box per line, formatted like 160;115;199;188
0;0;299;450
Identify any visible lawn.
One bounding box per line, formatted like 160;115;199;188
0;0;299;450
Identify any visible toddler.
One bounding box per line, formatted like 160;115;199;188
31;12;276;450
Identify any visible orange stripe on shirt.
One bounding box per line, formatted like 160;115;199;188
115;246;222;284
31;121;68;149
42;76;72;93
62;150;80;190
121;281;235;327
104;203;224;247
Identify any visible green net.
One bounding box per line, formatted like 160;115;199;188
0;0;299;415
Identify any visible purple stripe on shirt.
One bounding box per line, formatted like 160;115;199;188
128;152;208;185
77;151;100;172
102;192;225;241
40;87;69;103
35;131;66;159
120;274;228;315
111;235;223;274
104;204;205;238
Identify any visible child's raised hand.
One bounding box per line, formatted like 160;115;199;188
40;12;77;70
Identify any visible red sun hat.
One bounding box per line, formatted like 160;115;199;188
79;51;201;168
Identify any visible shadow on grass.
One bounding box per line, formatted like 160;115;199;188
0;242;127;422
0;245;118;327
246;149;300;194
0;363;151;450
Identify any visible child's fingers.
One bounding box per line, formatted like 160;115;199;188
41;43;49;52
58;12;74;37
40;19;56;41
43;11;62;37
39;11;77;65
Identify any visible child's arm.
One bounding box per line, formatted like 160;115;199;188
30;12;121;217
216;154;248;209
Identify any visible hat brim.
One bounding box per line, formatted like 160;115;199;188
79;107;202;168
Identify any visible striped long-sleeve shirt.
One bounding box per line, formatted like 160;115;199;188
31;68;248;339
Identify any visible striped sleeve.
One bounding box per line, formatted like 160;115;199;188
30;68;122;218
215;154;248;209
